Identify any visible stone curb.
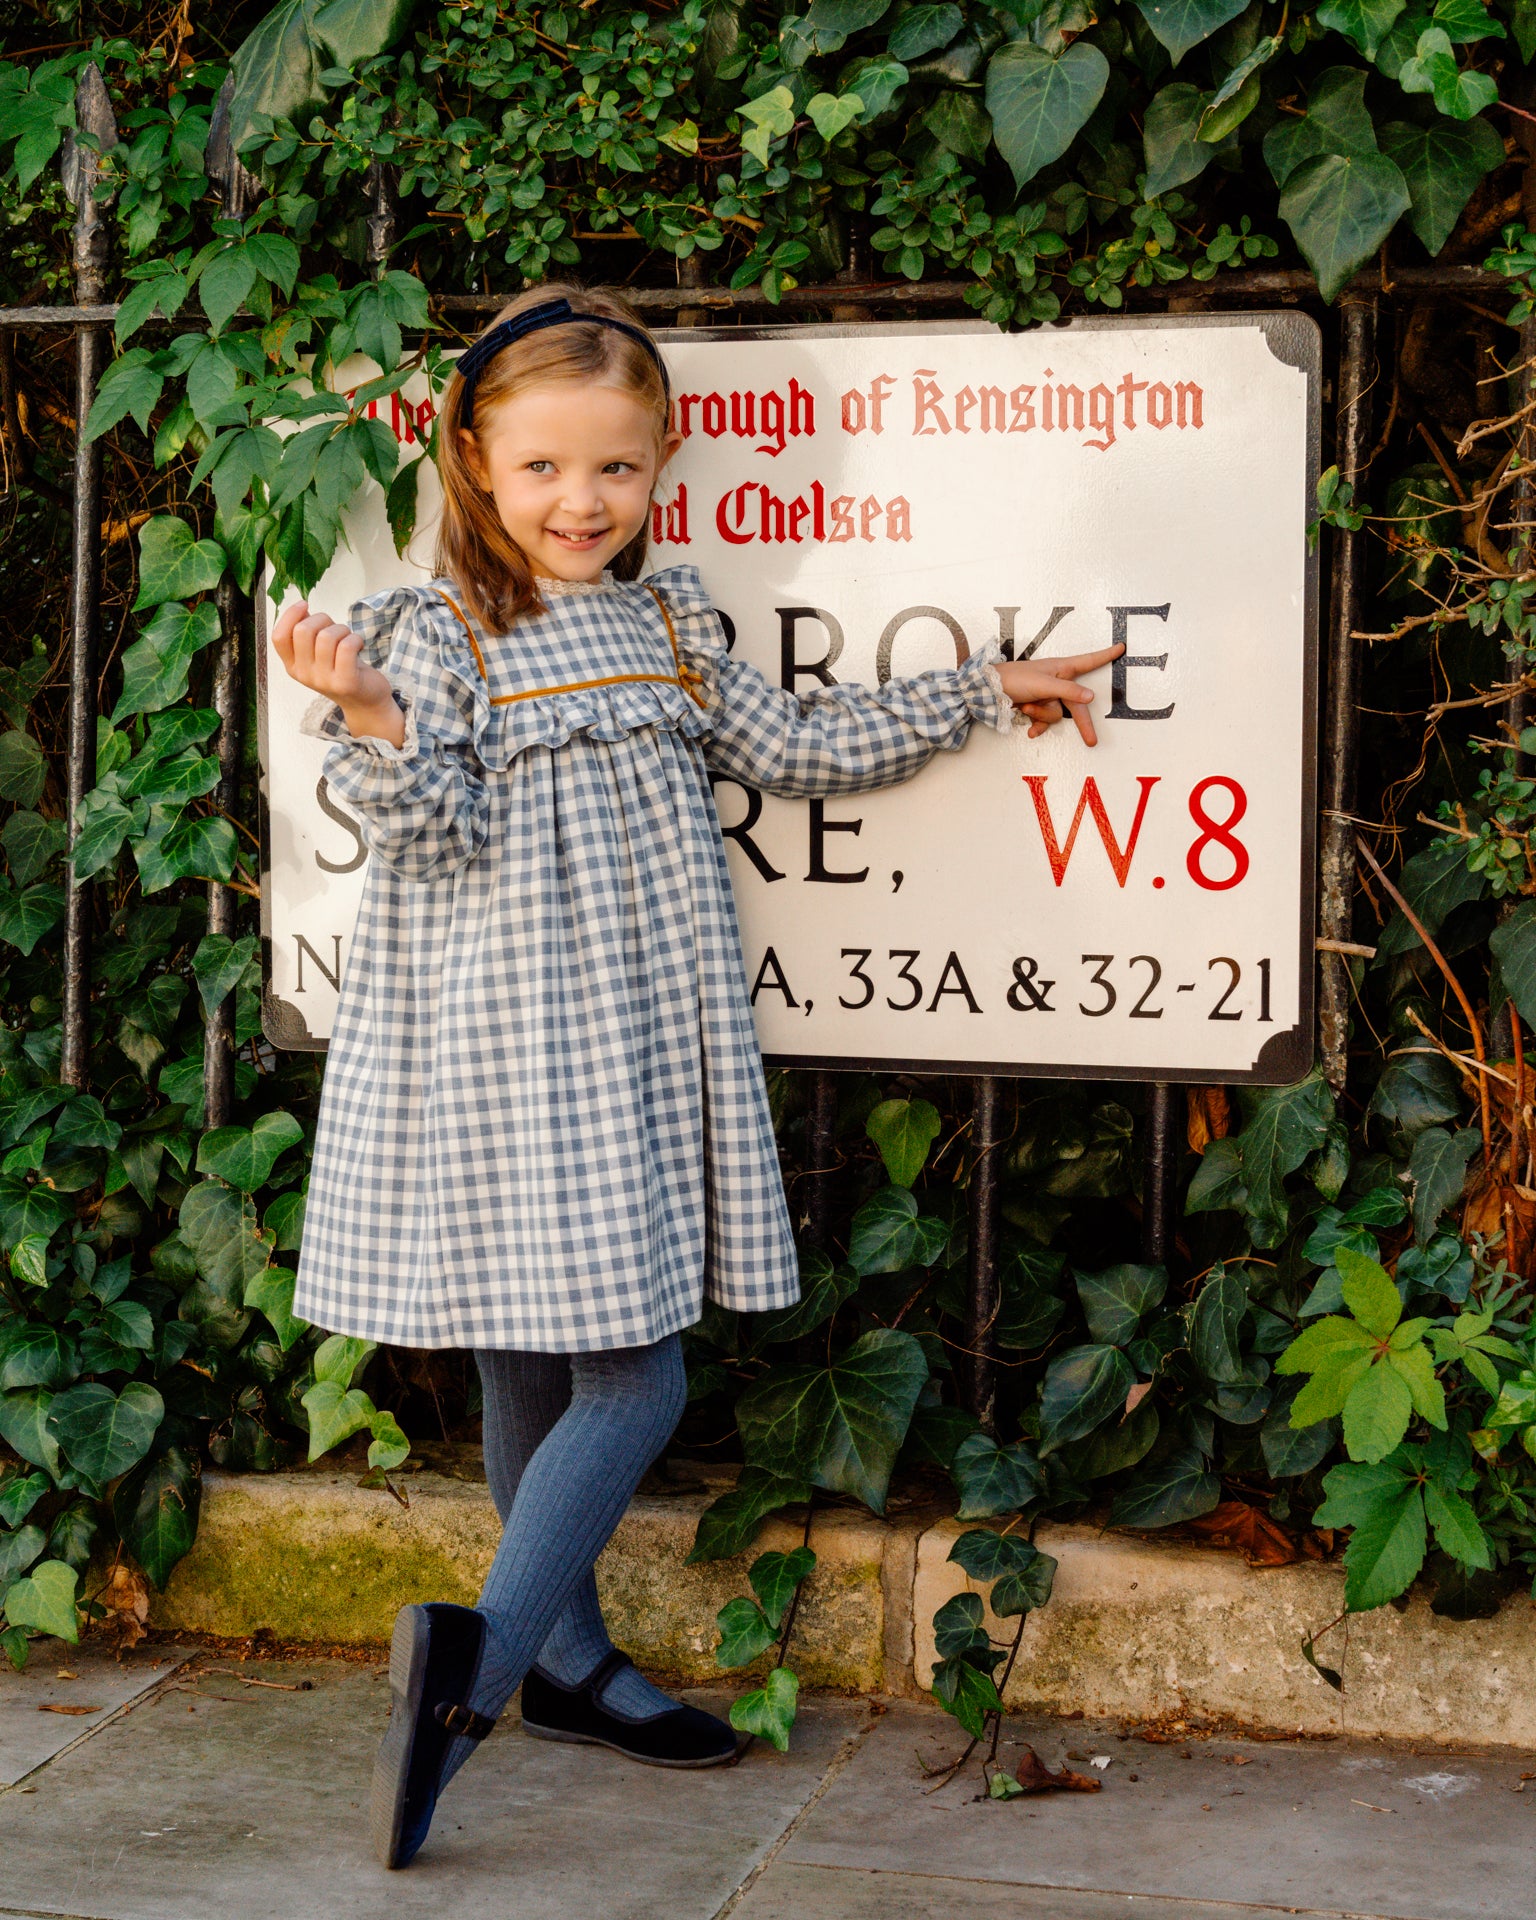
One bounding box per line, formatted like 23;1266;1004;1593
148;1468;1536;1746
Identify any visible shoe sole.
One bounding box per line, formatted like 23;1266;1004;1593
371;1605;430;1869
521;1718;739;1769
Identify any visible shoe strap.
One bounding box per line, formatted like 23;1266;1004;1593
585;1648;634;1700
434;1700;497;1741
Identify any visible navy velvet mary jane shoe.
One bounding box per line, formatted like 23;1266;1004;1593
520;1649;739;1768
371;1602;496;1869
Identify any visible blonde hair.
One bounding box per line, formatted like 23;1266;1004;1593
435;284;670;634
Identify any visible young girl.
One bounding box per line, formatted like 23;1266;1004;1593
272;285;1120;1871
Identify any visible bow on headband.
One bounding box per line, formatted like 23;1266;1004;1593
455;297;671;426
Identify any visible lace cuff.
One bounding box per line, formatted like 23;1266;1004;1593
298;690;420;761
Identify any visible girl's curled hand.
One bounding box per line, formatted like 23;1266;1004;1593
271;600;405;747
997;643;1126;747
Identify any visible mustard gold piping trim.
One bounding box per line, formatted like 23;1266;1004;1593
432;583;710;711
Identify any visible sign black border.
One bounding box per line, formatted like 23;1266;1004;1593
256;312;1322;1085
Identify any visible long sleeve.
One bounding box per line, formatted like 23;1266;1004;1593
641;566;1016;800
298;587;489;881
703;645;1015;798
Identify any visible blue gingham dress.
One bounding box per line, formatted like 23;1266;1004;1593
293;563;1013;1351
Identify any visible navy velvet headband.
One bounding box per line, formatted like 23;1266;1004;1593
456;297;671;425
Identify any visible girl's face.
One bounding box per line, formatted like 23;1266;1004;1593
461;380;681;584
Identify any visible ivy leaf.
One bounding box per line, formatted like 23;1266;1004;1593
735;1328;929;1512
0;1387;61;1476
1490;898;1536;1031
47;1380;164;1484
110;599;221;721
1230;1071;1335;1235
1407;1125;1479;1244
135;814;237;893
930;1650;1003;1738
134;518;226;611
1261;1380;1339;1476
715;1594;778;1668
2;1557;78;1642
865;1098;942;1188
1375;837;1487;956
1316;0;1407;57
1143;82;1213;198
844;53;909;118
1039;1344;1134;1454
302;1378;378;1459
1397;27;1499;117
196;1110;304;1190
0;1322;76;1391
1188;1264;1247;1383
749;1545;817;1630
0;1523;45;1589
1075;1262;1167;1346
0;1469;49;1527
889;2;962;56
948;1529;1057;1616
729;1664;798;1751
2;811;65;887
688;1466;811;1563
1133;0;1250;63
921;88;993;162
111;1447;201;1590
0;730;47;806
805;91;864;140
933;1588;992;1657
847;1185;920;1274
951;1432;1042;1517
752;1248;859;1345
1264;65;1382;185
1197;35;1279;140
1109;1440;1221;1527
0;882;64;957
244;1265;304;1351
179;1179;273;1298
985;41;1109;192
367;1408;410;1472
1342;1481;1426;1610
313;1331;375;1388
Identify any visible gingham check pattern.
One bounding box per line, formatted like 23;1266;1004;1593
292;564;1012;1351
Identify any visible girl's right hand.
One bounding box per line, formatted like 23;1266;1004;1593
271;600;394;709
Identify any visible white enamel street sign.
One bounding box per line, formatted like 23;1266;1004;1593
258;315;1320;1083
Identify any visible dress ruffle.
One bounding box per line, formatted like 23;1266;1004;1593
338;579;715;773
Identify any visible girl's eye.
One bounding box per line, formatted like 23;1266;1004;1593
526;460;553;474
603;461;636;475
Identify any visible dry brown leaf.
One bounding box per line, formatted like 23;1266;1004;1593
98;1563;150;1650
1186;1086;1232;1156
37;1703;100;1716
1011;1745;1103;1794
1179;1500;1300;1568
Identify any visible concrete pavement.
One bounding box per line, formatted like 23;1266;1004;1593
2;1638;1533;1919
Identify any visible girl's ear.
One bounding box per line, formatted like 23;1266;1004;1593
655;427;685;475
459;428;492;491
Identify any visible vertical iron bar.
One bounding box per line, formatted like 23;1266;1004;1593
1318;295;1378;1097
200;105;266;1128
802;1072;838;1253
1142;1082;1179;1266
202;582;245;1129
59;67;116;1091
366;160;397;278
965;1076;1004;1431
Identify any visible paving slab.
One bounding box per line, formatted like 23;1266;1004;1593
0;1656;870;1920
731;1861;1316;1920
0;1637;189;1788
781;1702;1536;1920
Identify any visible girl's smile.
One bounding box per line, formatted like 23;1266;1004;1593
462;382;682;586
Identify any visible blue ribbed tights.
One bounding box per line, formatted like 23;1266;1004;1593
442;1336;686;1779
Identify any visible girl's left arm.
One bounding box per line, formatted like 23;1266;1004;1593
648;570;1013;798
